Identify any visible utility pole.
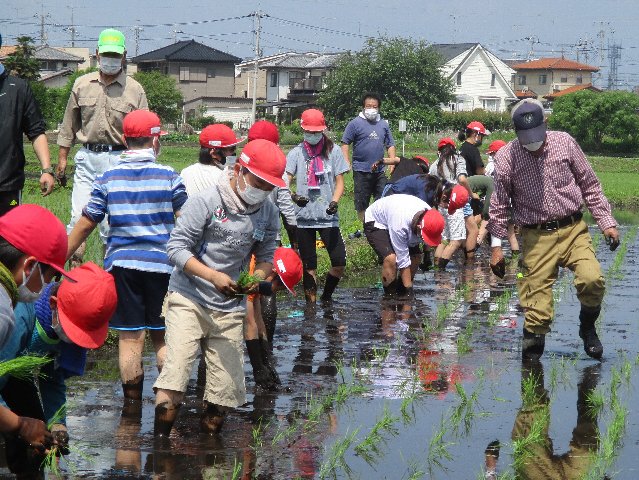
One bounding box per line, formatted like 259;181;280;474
36;10;51;46
524;35;538;60
607;41;621;90
132;25;143;57
172;29;183;44
69;7;77;47
250;10;265;126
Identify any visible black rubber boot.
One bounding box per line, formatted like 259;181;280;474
320;273;340;302
260;294;277;344
122;375;144;401
260;337;281;386
382;278;400;296
303;272;317;303
419;248;433;271
154;402;180;437
200;402;227;434
437;258;450;271
246;339;278;391
522;327;545;362
579;305;603;360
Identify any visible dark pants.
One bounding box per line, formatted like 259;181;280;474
353;170;387;212
0;190;21;217
297;227;346;271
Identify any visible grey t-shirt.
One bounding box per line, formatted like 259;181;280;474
167;183;279;312
429;154;467;184
286;143;350;229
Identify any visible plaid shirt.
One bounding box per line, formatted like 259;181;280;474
488;131;616;239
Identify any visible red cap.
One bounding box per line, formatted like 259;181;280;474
438;137;456;150
199;124;245;149
300;109;327;132
238;139;286;188
413;155;429;167
448;184;469;214
57;262;117;349
467;121;490;135
273;247;302;295
487;140;507;154
123;110;167;138
421;209;445;247
248;120;280;144
0;205;77;281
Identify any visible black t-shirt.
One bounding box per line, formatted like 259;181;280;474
460;142;484;176
389;158;429;183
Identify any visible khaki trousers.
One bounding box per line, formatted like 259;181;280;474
153;291;246;408
518;220;605;334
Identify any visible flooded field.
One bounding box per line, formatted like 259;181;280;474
2;226;638;479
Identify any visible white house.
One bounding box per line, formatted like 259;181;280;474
433;43;517;113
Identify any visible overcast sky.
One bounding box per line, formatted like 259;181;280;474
2;0;638;89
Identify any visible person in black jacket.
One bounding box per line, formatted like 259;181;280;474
0;33;55;215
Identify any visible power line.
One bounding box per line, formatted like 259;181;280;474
266;15;372;39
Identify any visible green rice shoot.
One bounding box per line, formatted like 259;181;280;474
0;355;51;380
236;270;261;293
42;403;68;475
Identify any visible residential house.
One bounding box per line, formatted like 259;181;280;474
543;83;602;102
511;57;599;98
34;46;84;87
434;43;517;113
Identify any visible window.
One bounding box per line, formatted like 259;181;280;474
179;66;206;82
62;62;68;68
539;74;547;85
560;75;568;83
576;75;583;84
456;72;462;86
490;73;496;87
519;75;527;86
289;71;304;89
270;72;278;87
482;99;499;112
207;68;216;78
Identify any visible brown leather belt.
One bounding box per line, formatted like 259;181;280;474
523;211;583;231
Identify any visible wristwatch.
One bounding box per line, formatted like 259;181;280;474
40;167;55;175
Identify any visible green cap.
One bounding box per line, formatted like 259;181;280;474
98;29;126;55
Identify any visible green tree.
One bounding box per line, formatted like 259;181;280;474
133;71;183;124
548;90;639;152
4;36;40;81
317;37;454;130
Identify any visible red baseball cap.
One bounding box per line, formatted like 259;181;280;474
487;140;507;154
467;121;490;135
0;204;77;281
238;139;286;188
413;155;429;167
300;109;327;132
421;209;445;246
248;120;280;144
57;262;117;349
199;124;245;149
273;247;302;295
448;184;469;214
438;137;456;150
123;109;167;138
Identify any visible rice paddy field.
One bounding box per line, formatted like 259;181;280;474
3;143;638;479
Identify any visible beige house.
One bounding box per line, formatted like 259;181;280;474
511;57;599;98
131;40;242;104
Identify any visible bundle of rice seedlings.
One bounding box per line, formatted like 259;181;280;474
236;270;261;294
0;355;51;380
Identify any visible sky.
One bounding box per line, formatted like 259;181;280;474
2;0;639;89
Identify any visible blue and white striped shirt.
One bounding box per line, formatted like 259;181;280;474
83;149;187;273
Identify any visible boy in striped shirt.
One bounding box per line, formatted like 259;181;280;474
67;109;187;403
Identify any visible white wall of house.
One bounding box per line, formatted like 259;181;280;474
441;46;515;113
266;70;293;102
202;107;252;129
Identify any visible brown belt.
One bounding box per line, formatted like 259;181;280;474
523;211;583;231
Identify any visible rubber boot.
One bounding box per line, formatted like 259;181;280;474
260;294;277;345
246;339;278;391
200;402;227;434
122;376;144;417
260;337;281;385
320;273;340;302
154;402;180;437
420;248;432;271
382;278;400;296
579;305;603;360
303;272;317;303
437;257;450;271
522;327;545;362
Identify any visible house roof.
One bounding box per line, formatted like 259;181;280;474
430;43;479;62
132;40;241;64
34;46;84;62
0;46;17;58
512;57;598;72
543;83;602;100
39;68;74;81
515;89;538;99
305;53;343;69
259;53;319;69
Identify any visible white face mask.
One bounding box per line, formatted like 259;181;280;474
99;56;122;75
18;262;45;303
52;310;73;344
238;172;271;205
303;132;323;145
363;108;378;121
522;141;544;152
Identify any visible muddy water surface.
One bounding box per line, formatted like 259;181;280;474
5;227;639;479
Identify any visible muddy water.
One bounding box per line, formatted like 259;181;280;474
4;227;639;479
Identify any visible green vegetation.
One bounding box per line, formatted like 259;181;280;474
0;355;51;379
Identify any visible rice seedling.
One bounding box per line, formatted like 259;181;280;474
511;405;550;473
606;226;637;280
427;415;454;472
230;458;243;480
586;387;606;417
456;317;478;354
0;355;51;379
251;417;270;452
487;287;515;327
235;270;261;293
42;404;68;475
353;404;400;464
318;428;359;479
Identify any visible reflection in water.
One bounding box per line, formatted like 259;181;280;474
511;362;602;480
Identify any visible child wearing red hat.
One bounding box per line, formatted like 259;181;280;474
154;138;286;436
0;204;78;473
67;109;187;405
0;262;117;476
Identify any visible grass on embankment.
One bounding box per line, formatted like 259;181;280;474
22;143;639;278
